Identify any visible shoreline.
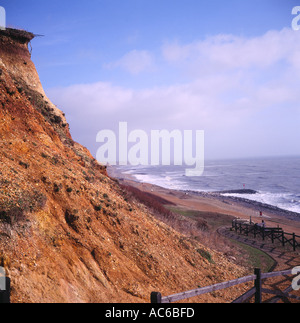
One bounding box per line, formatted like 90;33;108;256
108;166;300;237
186;190;300;223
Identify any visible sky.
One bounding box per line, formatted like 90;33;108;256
2;0;300;161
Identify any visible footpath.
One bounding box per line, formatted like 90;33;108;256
218;226;300;303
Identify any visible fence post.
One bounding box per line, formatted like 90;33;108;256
151;292;162;304
293;233;296;252
282;231;285;247
254;268;262;304
271;230;274;244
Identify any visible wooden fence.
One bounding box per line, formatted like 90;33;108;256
151;268;300;303
1;269;298;304
232;220;300;251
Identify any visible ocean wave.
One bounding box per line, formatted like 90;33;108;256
222;191;300;214
132;173;186;191
115;157;300;214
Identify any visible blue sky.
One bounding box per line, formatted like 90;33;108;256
2;0;300;160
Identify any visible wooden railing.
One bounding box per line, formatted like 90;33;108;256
232;220;300;251
1;268;299;304
151;268;300;303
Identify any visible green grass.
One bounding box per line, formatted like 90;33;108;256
228;239;276;273
167;206;235;231
168;206;276;272
197;248;215;264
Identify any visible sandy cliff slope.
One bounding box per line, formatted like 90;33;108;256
0;28;248;303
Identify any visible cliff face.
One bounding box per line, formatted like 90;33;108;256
0;29;69;141
0;29;247;303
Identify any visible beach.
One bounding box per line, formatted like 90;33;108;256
109;166;300;239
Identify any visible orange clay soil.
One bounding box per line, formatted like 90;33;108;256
0;28;250;303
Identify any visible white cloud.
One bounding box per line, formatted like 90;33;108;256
47;28;300;159
105;50;155;75
162;28;300;72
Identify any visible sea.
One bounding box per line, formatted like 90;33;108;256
111;156;300;215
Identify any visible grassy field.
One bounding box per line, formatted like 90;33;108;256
168;206;276;273
227;239;275;272
167;206;235;231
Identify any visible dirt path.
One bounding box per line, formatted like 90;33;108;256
218;226;300;303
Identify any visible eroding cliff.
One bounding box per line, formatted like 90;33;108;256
0;29;248;303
